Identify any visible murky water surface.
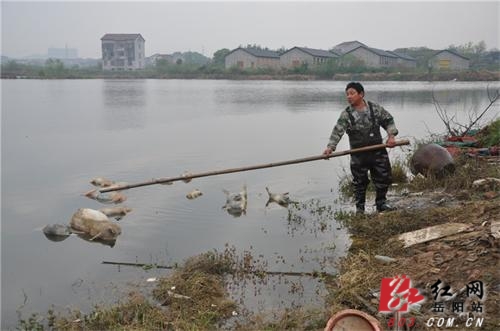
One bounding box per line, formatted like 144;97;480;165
2;79;498;327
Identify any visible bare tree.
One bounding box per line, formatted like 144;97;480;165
433;86;499;137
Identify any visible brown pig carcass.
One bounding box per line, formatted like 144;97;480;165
70;208;121;242
410;143;455;178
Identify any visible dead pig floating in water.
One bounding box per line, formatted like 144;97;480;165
42;208;121;246
186;189;203;200
410;143;455;178
265;187;293;207
222;185;247;217
99;206;133;220
70;208;121;244
84;189;127;204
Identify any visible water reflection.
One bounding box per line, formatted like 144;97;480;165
214;81;500;116
214;83;341;113
42;224;71;242
102;80;146;130
74;233;118;248
42;227;118;247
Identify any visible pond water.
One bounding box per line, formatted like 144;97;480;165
1;79;498;328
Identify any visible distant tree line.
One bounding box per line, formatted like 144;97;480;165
394;41;496;70
1;41;498;79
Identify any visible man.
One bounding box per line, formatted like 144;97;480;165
323;82;398;214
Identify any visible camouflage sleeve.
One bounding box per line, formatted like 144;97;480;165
374;103;399;136
327;111;350;149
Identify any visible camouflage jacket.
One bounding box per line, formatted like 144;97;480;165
327;101;398;150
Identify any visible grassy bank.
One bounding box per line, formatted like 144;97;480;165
2;67;500;81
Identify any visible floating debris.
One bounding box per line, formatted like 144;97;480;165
222;185;247;217
90;177;115;187
265;187;293;208
181;171;193;183
84;189;127;204
186;189;203;200
99;206;133;220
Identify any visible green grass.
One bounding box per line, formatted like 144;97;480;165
338;157;409;199
478;119;500;146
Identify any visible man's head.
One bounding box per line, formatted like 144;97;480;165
345;82;365;107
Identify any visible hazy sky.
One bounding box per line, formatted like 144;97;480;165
1;1;499;58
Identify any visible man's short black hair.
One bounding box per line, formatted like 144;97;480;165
346;82;364;94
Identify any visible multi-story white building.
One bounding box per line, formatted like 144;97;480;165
101;34;145;70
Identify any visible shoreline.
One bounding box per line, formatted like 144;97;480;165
2;70;499;81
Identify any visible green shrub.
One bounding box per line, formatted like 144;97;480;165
478;119;500;146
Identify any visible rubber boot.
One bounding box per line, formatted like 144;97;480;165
376;187;395;212
354;189;366;215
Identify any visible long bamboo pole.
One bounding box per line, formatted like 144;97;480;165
100;139;410;193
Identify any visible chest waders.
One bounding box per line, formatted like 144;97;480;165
345;102;393;213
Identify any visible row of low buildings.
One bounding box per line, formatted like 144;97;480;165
98;34;470;71
225;41;470;71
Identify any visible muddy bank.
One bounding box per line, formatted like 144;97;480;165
329;198;499;331
326;155;499;330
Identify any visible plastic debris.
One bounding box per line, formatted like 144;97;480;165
186;189;203;199
167;290;191;300
374;255;397;263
